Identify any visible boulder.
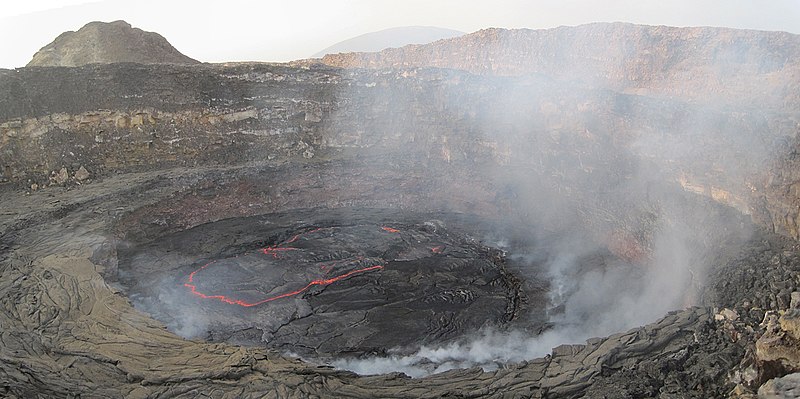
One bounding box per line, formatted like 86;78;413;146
758;373;800;398
52;167;69;185
74;166;90;181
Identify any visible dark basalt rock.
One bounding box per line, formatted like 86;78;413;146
117;209;530;360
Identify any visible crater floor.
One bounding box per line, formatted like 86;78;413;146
1;165;794;398
117;209;531;361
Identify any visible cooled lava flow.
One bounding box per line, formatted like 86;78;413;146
183;226;399;307
118;210;528;358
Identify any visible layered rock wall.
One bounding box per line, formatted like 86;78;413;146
319;23;800;240
1;61;798;240
320;23;800;108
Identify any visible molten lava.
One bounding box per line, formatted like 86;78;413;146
184;264;384;307
184;226;391;307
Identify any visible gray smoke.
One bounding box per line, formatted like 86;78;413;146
321;38;769;376
121;245;213;340
331;211;723;376
208;25;794;378
129;276;210;339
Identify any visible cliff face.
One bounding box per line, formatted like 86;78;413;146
321;23;800;108
27;20;199;67
2;60;798;239
321;22;800;240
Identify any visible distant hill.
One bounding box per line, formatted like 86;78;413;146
312;26;464;57
27;20;199;67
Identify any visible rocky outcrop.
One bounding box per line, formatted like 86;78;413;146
27;20;199;67
758;147;800;240
756;300;800;376
759;373;800;398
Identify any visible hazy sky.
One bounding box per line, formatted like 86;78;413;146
1;0;799;68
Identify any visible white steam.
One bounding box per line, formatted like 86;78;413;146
333;327;594;378
332;212;720;377
129;276;210;339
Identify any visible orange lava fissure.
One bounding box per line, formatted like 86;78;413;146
184;226;393;307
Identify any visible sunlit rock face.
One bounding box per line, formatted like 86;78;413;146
1;23;800;398
320;23;800;108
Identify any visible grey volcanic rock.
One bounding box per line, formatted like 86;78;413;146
118;210;529;361
759;373;800;398
27;20;199;67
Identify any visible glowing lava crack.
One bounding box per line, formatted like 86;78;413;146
183;226;396;307
119;211;526;358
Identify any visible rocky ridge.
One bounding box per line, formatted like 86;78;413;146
320;23;800;108
312;26;465;57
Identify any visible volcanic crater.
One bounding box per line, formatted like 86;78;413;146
3;21;800;398
116;208;537;361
